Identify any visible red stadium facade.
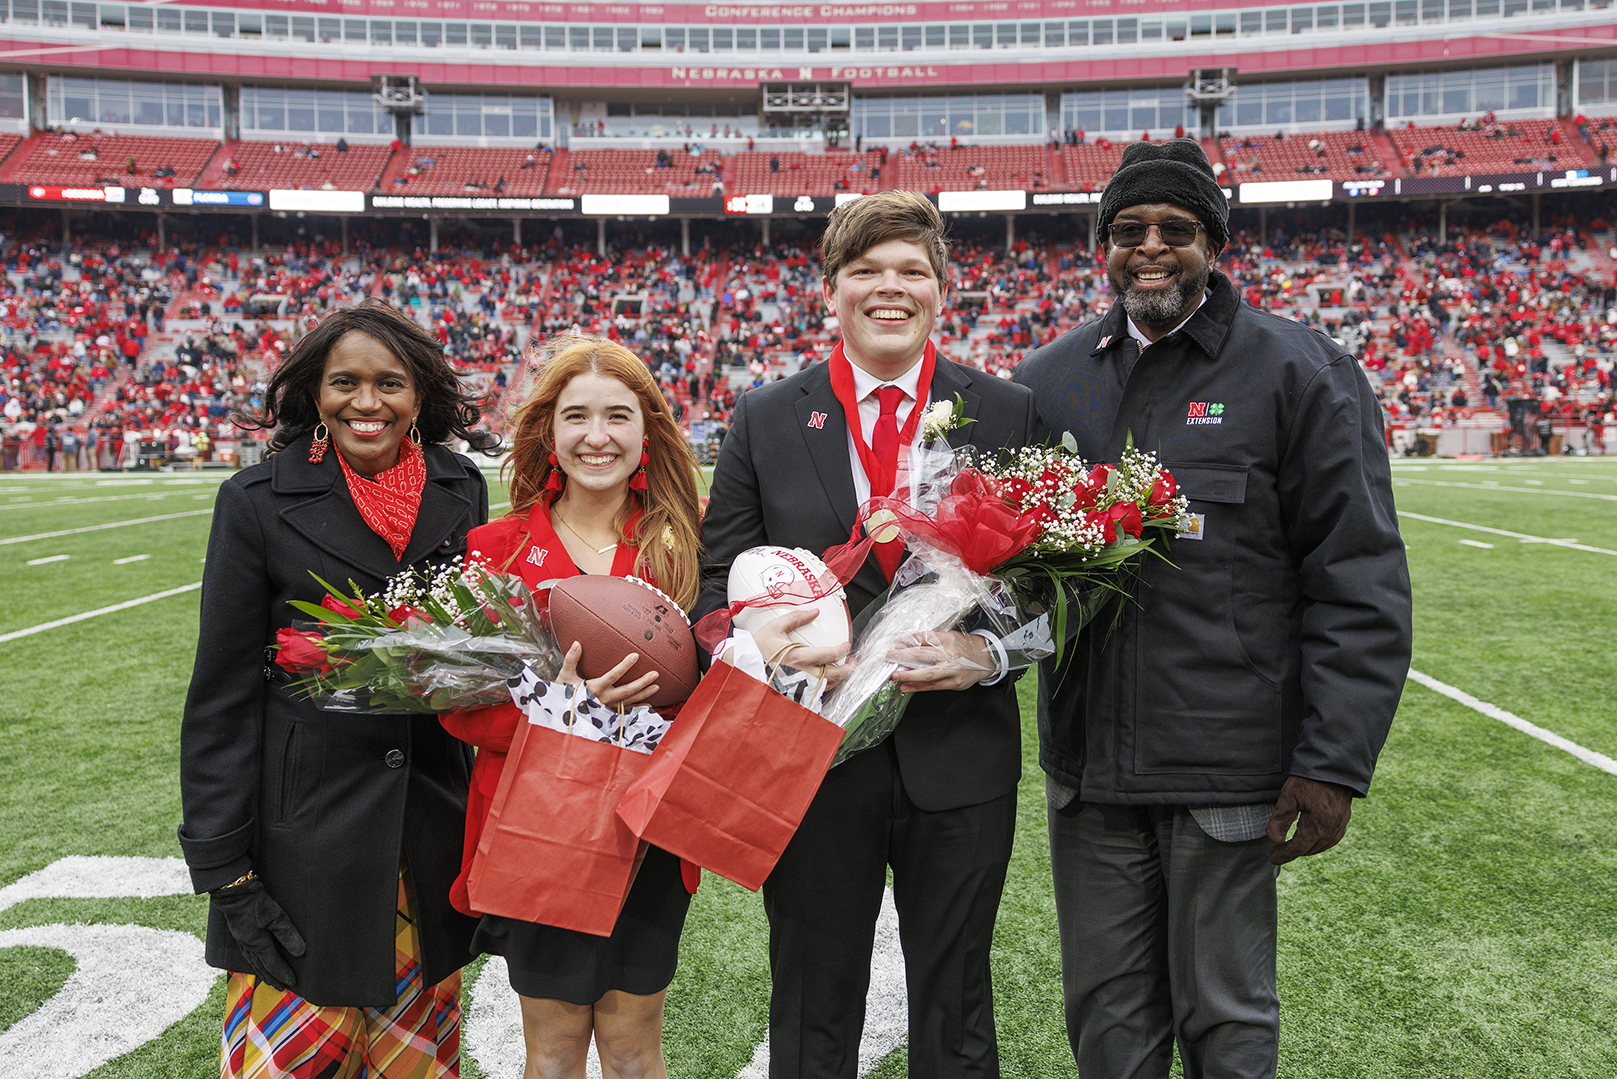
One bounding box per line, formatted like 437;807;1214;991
0;0;1609;228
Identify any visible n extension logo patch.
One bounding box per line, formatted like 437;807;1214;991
1187;402;1225;426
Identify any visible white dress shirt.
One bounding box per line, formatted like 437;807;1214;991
846;354;930;508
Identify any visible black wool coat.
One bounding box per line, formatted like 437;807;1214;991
697;356;1039;810
179;434;487;1007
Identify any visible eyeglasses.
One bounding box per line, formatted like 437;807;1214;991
1107;221;1205;248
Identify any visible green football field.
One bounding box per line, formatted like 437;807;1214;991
2;456;1615;1078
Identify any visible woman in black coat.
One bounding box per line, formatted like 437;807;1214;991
179;300;499;1077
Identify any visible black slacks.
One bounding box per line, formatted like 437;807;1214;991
762;738;1017;1079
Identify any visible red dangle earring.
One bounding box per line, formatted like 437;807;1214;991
544;451;566;493
630;438;650;491
308;421;329;464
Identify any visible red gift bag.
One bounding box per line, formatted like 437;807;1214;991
467;717;651;937
616;660;846;891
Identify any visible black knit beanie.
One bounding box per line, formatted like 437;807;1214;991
1097;138;1229;255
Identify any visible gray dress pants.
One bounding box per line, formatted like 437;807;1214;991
1047;796;1279;1079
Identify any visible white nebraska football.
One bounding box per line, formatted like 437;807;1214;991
727;546;852;651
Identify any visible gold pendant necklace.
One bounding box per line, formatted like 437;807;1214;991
555;512;619;555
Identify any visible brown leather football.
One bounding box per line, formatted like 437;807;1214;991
548;575;700;708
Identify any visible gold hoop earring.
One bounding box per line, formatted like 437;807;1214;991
409;418;422;445
308;422;330;464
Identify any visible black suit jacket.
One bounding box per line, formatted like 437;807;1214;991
697;356;1038;811
178;434;486;1006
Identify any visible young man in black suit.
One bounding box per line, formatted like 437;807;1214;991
697;191;1038;1079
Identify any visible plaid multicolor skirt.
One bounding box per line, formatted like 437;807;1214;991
221;871;463;1079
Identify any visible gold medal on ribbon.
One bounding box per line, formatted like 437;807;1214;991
866;508;902;544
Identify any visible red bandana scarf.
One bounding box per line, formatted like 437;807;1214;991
337;437;426;561
827;339;935;580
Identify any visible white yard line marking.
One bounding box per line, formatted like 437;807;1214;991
1393;478;1617;501
0;509;212;546
26;555;70;565
1458;539;1494;549
112;554;151;564
1408;669;1617;778
1396;511;1617;557
1524;480;1545;485
0;493;205;511
0;582;202;645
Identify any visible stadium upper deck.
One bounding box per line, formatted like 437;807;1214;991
0;0;1611;92
0;0;1608;225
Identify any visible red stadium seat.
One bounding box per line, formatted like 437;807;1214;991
377;146;553;197
1;132;219;187
198;139;393;191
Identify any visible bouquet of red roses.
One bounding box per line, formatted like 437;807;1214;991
272;560;564;714
820;426;1189;763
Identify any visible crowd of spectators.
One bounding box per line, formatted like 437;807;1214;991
6;199;1613;469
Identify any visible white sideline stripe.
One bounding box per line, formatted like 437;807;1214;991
0;508;213;545
1408;669;1617;778
1393;478;1617;502
1397;510;1617;557
1458;539;1494;549
112;554;151;564
26;554;69;565
0;492;203;512
0;582;201;644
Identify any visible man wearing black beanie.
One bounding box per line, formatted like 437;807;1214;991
1014;140;1413;1077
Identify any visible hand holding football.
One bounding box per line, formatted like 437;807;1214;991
548;575;700;708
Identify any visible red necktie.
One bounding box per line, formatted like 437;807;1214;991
870;385;905;498
870;385;906;580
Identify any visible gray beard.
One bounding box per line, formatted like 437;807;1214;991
1115;266;1209;331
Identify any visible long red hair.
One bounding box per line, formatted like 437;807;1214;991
504;335;703;611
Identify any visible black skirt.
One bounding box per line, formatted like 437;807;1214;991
471;844;692;1005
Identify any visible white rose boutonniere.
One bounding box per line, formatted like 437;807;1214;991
920;394;972;440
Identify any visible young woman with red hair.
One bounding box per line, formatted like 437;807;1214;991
440;335;703;1079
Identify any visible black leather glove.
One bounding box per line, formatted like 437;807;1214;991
211;877;307;990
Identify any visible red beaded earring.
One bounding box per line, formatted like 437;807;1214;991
630;438;650;491
308;422;329;464
544;451;565;493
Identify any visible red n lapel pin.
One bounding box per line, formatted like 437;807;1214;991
807;412;827;429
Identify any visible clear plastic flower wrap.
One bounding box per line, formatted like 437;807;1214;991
819;551;997;765
274;562;565;714
813;425;1189;767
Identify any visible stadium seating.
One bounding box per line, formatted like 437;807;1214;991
199;140;393;191
550;149;726;197
892;145;1056;193
1388;119;1587;177
1218;131;1396;182
0;132;23;170
377;146;553;196
1057;141;1129;188
0;133;219;187
729;151;884;196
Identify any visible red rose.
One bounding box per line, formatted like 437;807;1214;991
1084;507;1116;545
388;605;429;627
1147;471;1179;513
274;627;331;672
1071;479;1102;511
1001;475;1033;504
321;593;362;618
1087;463;1116;489
1108;500;1144;539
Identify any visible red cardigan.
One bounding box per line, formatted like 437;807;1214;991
439;503;700;916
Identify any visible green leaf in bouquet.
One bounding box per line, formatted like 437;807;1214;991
1060;430;1078;455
